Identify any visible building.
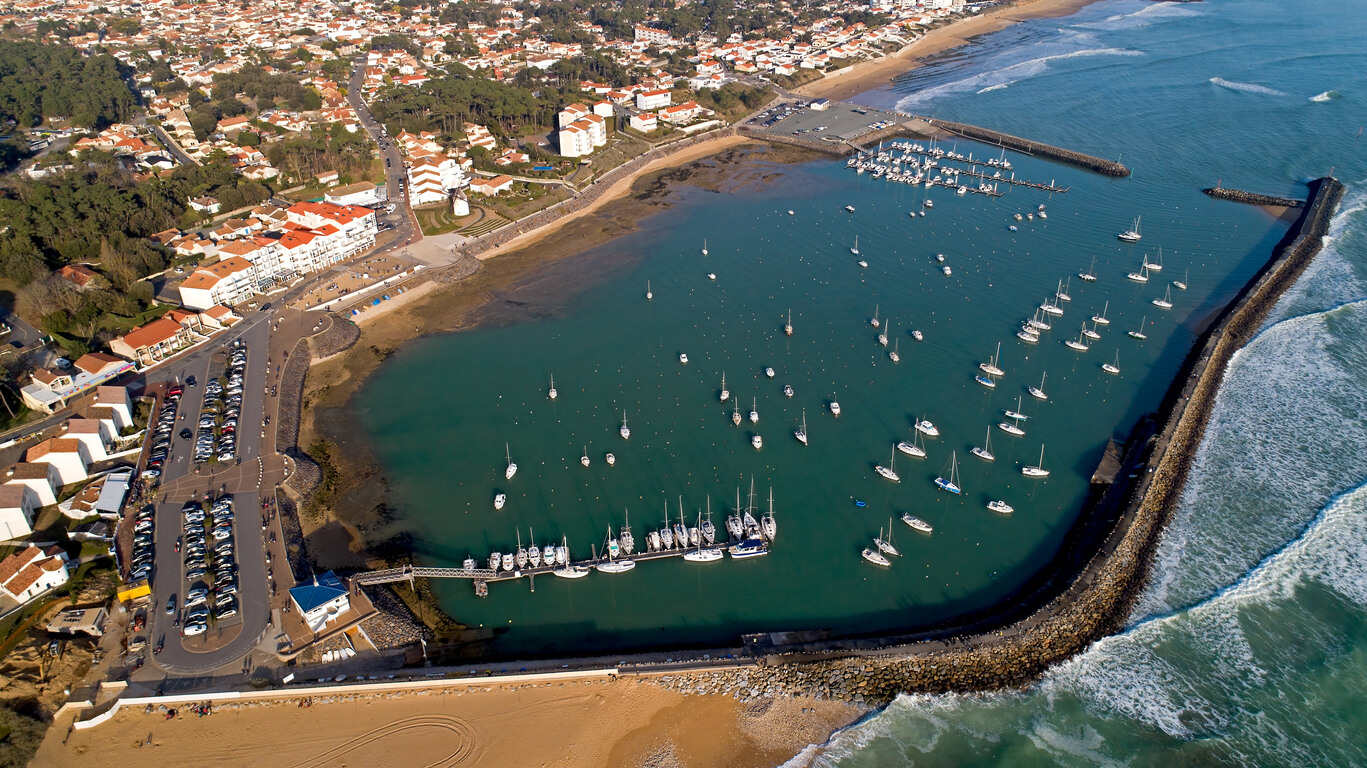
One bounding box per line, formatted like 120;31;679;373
64;419;113;462
5;463;60;507
558;114;607;158
93;386;133;432
108;316;197;364
0;546;70;602
46;607;108;637
635;89;672;111
25;438;92;487
633;26;672;46
289;571;351;633
325;181;388;207
407;158;466;206
660;101;703;124
469;175;515;196
20;354;134;414
557;103;590;128
630;112;659;133
0;485;38;539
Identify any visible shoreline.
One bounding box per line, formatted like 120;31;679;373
795;0;1111;103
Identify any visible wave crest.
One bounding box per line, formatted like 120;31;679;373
1209;77;1289;96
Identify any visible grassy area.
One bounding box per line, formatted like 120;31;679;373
769;69;826;90
487;184;574;221
96;303;173;335
415;204;478;236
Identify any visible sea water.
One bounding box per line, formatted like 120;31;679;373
354;1;1363;713
801;0;1367;764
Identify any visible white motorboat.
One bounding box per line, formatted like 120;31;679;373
783;384;795;397
606;452;616;465
494;493;506;510
970;427;995;462
505;444;517;480
548;374;557;400
489;552;501;571
749;398;759;423
1103;351;1121;375
765;367;775;378
751;434;763;450
1118;216;1142;242
788;210;794;215
936;253;946;263
620;410;630;439
1152;285;1173;309
1014;213;1024;221
795;410;808;445
845;205;856;212
1022;445;1051;477
875;522;899;557
875;448;901;483
859;260;868;268
942;265;952;276
862;547;891;567
646;280;653;300
708;272;716;280
729;538;769;559
1092;300;1111;325
830;396;841;416
679;352;688;364
987;499;1015;515
785;309;793;337
1029;372;1048;401
901;513;933;534
934;452;962;494
912;329;924;342
719;372;729;402
915;419;939;437
1128;315;1149;340
980;342;1005;376
501;553;514;571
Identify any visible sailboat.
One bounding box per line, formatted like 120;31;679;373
684;511;723;562
1004;395;1030;421
1173;268;1189;291
1065;325;1091;351
875;521;899;556
1079;256;1098;282
726;490;744;540
515;531;528;570
1103;351;1121;375
1148;247;1164;272
646;280;653;300
761;488;778;541
1092;300;1110;325
620;410;630;439
875;448;901;483
595;525;636;573
878;324;889;347
528;530;541;567
870;304;880;328
732;401;742;426
619;512;635;555
553;535;589;578
1056;278;1072;303
701;500;717;544
505;443;517;480
749;397;759;423
701;239;708;256
1040;297;1064;316
901;512;933;534
1029;372;1048;400
719;372;729;402
1128;315;1149;340
850;236;860;256
548;375;557;400
1118;216;1142;242
934;452;962;494
581;446;590;467
998;407;1026;435
794;410;808;445
980;342;1005;376
784;309;793;337
976;372;997;389
970;426;995;462
1083;321;1101;341
606;452;616;465
897;427;927;458
861;546;891;567
1127;263;1150;283
1152;285;1173;309
889;338;900;363
1022;445;1051;477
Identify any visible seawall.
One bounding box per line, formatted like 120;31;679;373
1203;186;1305;207
648;177;1344;703
918;116;1131;177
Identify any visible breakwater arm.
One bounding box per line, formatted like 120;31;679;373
918;116;1131;177
1203;186;1304;207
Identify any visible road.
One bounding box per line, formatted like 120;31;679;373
146;121;198;168
345;60;418;247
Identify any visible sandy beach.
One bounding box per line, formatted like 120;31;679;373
797;0;1108;102
33;679;862;768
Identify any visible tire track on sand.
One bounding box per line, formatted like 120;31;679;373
288;714;478;768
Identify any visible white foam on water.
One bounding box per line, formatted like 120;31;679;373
1023;722;1120;767
896;48;1141;110
1074;0;1202;31
1209;77;1290;96
976;83;1010;94
1309;90;1340;102
1261;182;1367;328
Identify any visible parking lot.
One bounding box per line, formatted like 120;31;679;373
173;493;242;638
746;99;905;142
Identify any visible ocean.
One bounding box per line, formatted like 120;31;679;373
802;0;1367;764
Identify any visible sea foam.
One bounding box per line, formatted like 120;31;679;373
1209;77;1289;96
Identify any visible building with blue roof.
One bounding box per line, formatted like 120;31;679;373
289;570;351;633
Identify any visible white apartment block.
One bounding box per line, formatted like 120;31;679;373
636;89;673;111
557;114;607;158
407;157;467;206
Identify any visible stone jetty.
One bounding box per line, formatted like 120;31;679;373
1203;185;1305;207
918;116;1131;177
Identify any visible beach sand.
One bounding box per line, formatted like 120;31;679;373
797;0;1108;103
33;679;862;768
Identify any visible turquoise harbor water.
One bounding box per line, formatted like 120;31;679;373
356;0;1367;761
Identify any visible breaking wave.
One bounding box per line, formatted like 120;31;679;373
896;48;1142;109
1209;77;1289;96
1309;90;1340;102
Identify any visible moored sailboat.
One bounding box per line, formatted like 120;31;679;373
1022;444;1051;477
934;452;962;494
